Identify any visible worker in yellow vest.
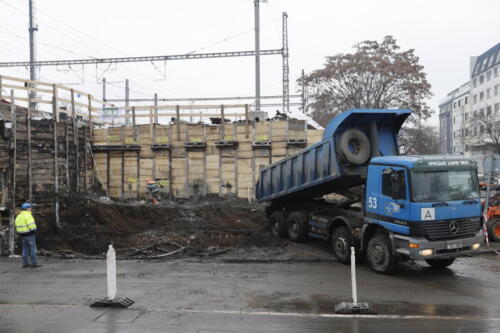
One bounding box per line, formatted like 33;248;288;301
15;203;42;268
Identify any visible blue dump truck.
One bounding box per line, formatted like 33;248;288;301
256;109;483;273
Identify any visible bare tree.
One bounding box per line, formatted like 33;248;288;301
301;36;433;127
398;126;440;155
465;111;500;154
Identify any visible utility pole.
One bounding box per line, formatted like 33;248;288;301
125;79;130;125
28;0;38;110
254;0;261;113
282;12;289;114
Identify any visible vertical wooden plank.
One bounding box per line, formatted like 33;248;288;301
52;92;61;229
245;104;249;139
132;106;137;142
136;151;140;198
8;90;16;254
27;88;32;202
75;127;80;193
176;105;180;141
120;126;125;200
106;151;111;194
220;105;225;139
84;126;88;191
203;125;207;196
185;124;190;196
87;94;93;141
168;125;173;200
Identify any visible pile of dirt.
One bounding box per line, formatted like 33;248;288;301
39;194;276;256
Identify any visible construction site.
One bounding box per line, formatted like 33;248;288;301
1;1;500;332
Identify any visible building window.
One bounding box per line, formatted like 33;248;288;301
487;88;491;99
458;100;461;107
495;84;499;96
480;75;484;84
487;70;491;81
480;91;484;101
495;103;500;113
465;96;468;105
495;67;498;77
474;127;478;135
474;95;477;103
473;78;477;87
487;106;492;115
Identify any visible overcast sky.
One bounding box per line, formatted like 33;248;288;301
0;0;499;125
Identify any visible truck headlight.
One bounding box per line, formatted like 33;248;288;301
419;249;434;256
471;243;481;250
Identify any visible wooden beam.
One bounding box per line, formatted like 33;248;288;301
176;105;180;141
8;89;16;254
245;104;249;139
52;91;61;229
27;90;32;202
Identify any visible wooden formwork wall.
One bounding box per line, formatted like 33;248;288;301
92;120;324;200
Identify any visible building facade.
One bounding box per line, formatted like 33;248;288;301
439;43;499;159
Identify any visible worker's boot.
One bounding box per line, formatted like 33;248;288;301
30;264;43;268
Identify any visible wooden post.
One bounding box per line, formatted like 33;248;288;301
176;105;180;141
106;151;111;195
84;127;88;191
75;127;80;193
132;106;137;142
154;93;159;124
87;94;93;141
27;89;32;202
120;126;125;200
203;125;207;196
245;104;249;139
220;104;225;139
52;93;61;229
8;90;16;254
136;151;140;198
65;99;70;190
168;125;173;201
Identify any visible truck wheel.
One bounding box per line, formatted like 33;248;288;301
425;258;455;269
487;218;500;242
366;233;398;274
339;129;371;165
269;211;287;238
331;226;352;264
287;211;309;243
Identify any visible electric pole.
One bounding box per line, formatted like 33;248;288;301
28;0;38;109
254;0;261;113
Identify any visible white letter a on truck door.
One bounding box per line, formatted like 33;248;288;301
421;208;435;220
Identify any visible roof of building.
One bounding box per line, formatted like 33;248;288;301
472;43;500;77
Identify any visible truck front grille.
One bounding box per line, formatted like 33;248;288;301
412;218;481;241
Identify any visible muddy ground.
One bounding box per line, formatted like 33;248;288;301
37;194;287;258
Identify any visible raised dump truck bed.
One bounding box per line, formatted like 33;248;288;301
255;109;411;202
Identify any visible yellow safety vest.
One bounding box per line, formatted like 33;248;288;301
15;211;37;234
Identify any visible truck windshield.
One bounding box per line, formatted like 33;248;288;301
412;170;479;202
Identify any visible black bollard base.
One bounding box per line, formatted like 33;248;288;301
90;297;134;308
335;302;377;314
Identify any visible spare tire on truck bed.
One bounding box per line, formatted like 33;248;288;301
339;128;371;165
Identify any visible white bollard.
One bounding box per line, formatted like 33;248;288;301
107;245;117;300
350;246;357;305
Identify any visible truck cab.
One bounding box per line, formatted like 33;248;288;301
363;155;483;272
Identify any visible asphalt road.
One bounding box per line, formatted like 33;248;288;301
0;251;499;332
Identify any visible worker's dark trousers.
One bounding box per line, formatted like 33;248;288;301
21;235;38;266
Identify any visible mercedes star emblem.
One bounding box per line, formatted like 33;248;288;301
449;222;459;234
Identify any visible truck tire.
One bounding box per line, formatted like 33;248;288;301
339;129;371;165
425;258;455;269
487;217;500;242
287;211;309;243
269;211;287;238
331;226;352;264
366;232;398;274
